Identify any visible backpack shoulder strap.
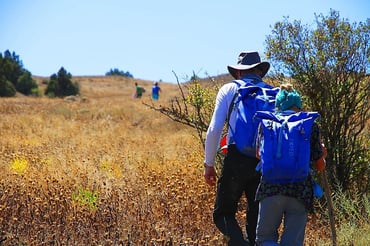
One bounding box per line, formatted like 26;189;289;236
226;81;243;124
227;78;259;123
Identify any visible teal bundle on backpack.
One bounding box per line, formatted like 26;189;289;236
255;111;320;183
229;79;280;157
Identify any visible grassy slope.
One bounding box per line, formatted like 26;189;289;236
0;75;368;245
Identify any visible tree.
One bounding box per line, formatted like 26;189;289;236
45;67;79;97
2;50;24;85
105;68;133;78
0;75;16;97
16;70;38;96
0;50;39;97
265;9;370;193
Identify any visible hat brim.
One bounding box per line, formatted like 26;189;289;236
227;62;270;79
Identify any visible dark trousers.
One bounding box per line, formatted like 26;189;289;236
213;145;261;246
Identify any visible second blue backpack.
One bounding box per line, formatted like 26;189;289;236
255;111;320;183
229;80;280;157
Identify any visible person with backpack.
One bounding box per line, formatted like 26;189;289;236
254;84;327;246
204;51;273;246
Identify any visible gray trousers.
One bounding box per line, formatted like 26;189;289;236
256;195;308;246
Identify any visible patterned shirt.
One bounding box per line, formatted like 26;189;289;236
255;121;323;212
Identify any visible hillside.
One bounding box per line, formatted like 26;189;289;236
32;75;181;99
0;75;354;245
0;75;221;244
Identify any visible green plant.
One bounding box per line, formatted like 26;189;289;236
45;67;80;97
265;9;370;193
331;189;370;245
16;70;38;95
0;75;16;97
72;187;99;210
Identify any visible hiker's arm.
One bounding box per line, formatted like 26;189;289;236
204;83;235;166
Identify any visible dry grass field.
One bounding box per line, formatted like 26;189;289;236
0;76;333;245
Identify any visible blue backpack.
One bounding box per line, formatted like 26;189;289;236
255;111;320;183
228;80;280;157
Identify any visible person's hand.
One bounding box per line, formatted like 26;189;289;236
204;165;217;186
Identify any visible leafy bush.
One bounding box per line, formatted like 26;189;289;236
0;75;16;97
265;9;370;193
16;70;38;96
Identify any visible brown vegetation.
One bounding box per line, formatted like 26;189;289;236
0;76;331;245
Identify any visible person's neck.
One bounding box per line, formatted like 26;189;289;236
240;73;262;81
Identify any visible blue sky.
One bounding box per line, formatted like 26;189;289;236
1;0;369;83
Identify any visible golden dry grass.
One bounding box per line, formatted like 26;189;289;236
0;76;332;245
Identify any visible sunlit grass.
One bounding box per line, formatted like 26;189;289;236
99;159;123;178
9;157;29;174
0;76;368;245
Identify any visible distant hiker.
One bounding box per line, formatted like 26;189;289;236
254;84;327;246
151;82;161;100
133;82;145;98
204;51;272;246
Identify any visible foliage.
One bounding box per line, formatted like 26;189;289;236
72;188;99;210
45;67;80;97
265;9;370;193
16;70;39;96
332;188;370;245
0;50;39;97
105;68;133;78
0;75;16;97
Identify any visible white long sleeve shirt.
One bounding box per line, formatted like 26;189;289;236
204;82;239;166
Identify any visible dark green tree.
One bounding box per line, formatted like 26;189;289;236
0;75;16;97
45;67;79;97
0;50;38;97
16;70;38;95
105;68;133;78
265;9;370;193
2;50;24;86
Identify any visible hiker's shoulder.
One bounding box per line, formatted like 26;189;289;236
218;81;239;94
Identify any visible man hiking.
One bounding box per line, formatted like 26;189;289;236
204;51;272;245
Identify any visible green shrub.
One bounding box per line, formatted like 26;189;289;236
0;76;16;97
45;67;79;98
16;70;38;95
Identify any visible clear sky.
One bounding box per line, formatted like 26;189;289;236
1;0;369;83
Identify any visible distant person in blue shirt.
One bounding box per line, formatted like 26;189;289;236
151;82;161;100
